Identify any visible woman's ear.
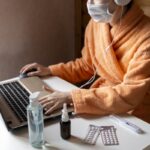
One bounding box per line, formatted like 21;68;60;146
108;0;118;15
114;0;132;6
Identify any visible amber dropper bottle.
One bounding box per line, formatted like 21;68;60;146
60;103;71;139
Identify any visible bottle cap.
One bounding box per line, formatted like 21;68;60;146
29;91;41;103
61;103;69;122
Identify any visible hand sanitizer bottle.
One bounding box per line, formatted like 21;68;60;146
60;103;71;139
27;92;44;148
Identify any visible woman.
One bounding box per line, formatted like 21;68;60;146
20;0;150;122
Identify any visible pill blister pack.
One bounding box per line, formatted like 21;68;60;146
100;126;119;146
84;124;119;146
84;124;100;145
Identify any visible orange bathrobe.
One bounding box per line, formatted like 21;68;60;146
49;4;150;122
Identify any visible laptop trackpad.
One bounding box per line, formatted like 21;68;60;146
19;76;50;96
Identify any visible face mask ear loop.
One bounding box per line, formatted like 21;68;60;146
105;6;124;53
79;6;124;89
79;64;97;89
107;7;114;16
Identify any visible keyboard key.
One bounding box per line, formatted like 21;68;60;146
0;81;30;122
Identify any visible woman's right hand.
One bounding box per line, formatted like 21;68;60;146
20;63;52;77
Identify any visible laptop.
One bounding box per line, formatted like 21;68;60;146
0;76;75;130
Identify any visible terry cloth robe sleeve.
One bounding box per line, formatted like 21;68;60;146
71;44;150;115
49;21;94;84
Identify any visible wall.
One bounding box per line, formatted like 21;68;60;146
0;0;75;80
74;0;90;57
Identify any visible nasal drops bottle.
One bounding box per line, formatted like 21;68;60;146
60;103;71;139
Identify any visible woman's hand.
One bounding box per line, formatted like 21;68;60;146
20;63;51;77
39;86;73;115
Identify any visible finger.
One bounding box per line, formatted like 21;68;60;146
43;102;54;112
43;85;55;93
43;101;54;109
27;71;40;77
40;99;55;106
38;95;50;101
45;103;59;115
21;63;37;73
39;96;56;105
22;63;38;74
39;100;49;105
20;64;31;73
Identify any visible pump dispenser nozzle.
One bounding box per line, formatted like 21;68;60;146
29;91;41;103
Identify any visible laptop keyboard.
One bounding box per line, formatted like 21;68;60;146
0;81;30;122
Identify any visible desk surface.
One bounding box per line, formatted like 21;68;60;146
0;76;150;150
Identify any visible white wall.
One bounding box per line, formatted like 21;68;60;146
0;0;75;80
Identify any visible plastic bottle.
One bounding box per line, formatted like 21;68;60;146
27;92;44;148
60;103;71;139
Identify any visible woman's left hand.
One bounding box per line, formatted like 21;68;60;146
39;86;73;115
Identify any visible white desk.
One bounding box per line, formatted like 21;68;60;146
0;76;150;150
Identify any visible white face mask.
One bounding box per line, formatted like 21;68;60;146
87;1;113;23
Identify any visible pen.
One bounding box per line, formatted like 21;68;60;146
110;115;145;134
